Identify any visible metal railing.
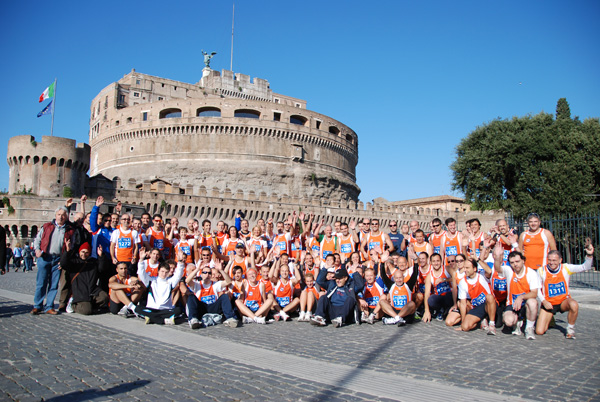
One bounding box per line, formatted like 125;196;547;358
507;212;600;289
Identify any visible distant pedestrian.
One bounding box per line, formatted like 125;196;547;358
22;242;34;272
0;227;6;275
5;243;13;273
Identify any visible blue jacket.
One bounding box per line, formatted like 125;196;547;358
89;205;114;256
316;268;365;298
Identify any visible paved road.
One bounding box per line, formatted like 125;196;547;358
0;269;599;401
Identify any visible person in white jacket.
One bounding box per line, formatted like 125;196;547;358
135;249;185;325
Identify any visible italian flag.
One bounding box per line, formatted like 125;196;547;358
39;82;55;103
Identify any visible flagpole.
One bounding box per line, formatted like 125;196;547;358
230;3;234;71
50;78;56;136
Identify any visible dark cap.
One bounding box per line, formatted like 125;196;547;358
334;268;349;279
235;243;245;249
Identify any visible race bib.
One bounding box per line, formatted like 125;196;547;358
548;282;566;297
493;279;507;292
471;292;486;307
118;238;131;248
445;246;457;256
341;243;352;254
368;241;381;250
200;294;216;304
153;239;164;249
245;300;259;312
366;296;379;307
433;246;440;254
393;295;407;309
276;296;290;307
436;281;451;295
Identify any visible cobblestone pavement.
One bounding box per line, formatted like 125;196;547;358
1;269;599;401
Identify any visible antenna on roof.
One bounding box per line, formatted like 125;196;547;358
230;2;235;71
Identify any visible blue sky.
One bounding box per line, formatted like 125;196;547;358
1;1;599;204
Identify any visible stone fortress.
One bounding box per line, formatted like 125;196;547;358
2;66;500;242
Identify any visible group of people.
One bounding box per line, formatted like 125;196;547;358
1;241;34;274
28;195;594;340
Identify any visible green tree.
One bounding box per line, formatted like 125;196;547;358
556;97;571;121
451;99;600;218
62;186;73;198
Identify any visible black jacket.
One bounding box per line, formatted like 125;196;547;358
60;250;108;303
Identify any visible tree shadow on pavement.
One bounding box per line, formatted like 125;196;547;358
44;380;151;402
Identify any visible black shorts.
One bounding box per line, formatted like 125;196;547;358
541;303;564;315
504;302;526;319
467;303;487;319
109;299;124;315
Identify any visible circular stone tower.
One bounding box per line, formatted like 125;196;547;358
7;135;90;197
88;69;360;201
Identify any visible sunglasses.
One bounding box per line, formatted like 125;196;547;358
456;259;465;262
432;224;441;227
201;271;211;274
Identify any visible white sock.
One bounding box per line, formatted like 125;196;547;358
489;321;495;327
526;320;535;329
567;324;575;330
127;302;135;310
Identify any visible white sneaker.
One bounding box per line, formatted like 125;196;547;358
66;297;74;314
512;320;523;336
566;328;576;339
383;316;401;325
242;316;254;324
164;316;175;325
332;317;343;328
118;305;129;317
480;318;489;331
254;316;266;324
224;317;239;328
525;327;536;340
367;313;375;325
298;311;307;322
396;316;406;327
361;311;368;323
189;318;201;329
280;311;290;321
305;312;312;321
310;315;326;326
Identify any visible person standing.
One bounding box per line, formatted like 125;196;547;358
31;206;74;315
0;226;6;275
22;242;34;272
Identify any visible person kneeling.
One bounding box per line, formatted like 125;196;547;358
377;259;419;326
60;241;109;315
235;268;273;324
135;250;185;325
455;257;496;335
311;267;364;328
186;259;239;329
109;261;146;317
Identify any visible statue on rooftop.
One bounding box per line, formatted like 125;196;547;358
202;50;217;68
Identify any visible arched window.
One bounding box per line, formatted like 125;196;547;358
290;115;307;126
159;108;182;119
234;109;260;119
197;107;221;117
329;126;340;135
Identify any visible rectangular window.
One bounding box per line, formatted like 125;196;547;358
315;120;321;129
142;112;148;121
274;98;280;104
273;112;281;121
158;96;164;101
136;79;141;85
133;92;140;97
118;94;125;103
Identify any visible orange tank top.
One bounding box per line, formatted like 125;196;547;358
522;229;550;270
